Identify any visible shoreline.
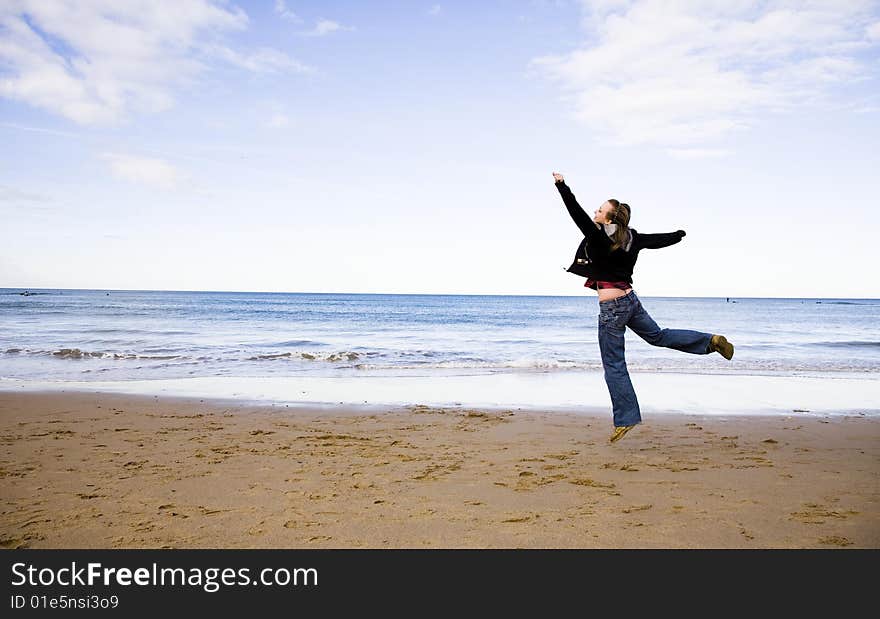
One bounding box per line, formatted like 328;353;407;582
1;390;878;549
0;386;873;421
2;371;878;417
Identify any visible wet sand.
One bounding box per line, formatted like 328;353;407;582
1;390;877;548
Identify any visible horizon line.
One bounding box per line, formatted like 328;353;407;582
2;287;879;301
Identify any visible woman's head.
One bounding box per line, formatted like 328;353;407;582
594;199;630;225
594;198;631;250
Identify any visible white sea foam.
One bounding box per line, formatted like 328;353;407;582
2;371;877;416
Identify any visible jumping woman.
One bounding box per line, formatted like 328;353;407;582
552;172;734;443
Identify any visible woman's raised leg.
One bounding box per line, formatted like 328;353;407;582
626;296;728;356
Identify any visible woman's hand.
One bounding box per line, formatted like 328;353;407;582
552;172;564;183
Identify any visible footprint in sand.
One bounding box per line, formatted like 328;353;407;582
501;514;539;523
602;462;639;472
789;503;859;524
544;451;578;460
0;536;27;549
133;521;156;533
198;506;226;516
569;478;616;490
0;531;45;549
307;535;332;542
157;504;189;518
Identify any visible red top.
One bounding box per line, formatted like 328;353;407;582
585;278;631;291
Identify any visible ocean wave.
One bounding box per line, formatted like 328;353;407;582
5;348;183;361
141;347;187;353
88;328;195;335
4;345;878;375
267;339;322;347
310;352;360;362
248;352;294;360
248;351;362;362
52;348;106;359
710;341;880;351
351;359;605;371
347;358;880;373
804;341;880;349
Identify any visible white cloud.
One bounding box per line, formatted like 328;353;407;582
210;45;315;74
531;0;880;148
266;113;291;128
428;5;442;16
102;153;185;190
0;184;51;202
0;121;82;139
274;0;303;23
0;0;309;124
667;148;731;160
299;19;354;37
868;20;880;40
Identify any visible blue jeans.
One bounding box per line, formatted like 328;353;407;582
597;291;712;427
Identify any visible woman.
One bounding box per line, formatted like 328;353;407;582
552;172;734;443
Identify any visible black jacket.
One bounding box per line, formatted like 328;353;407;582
556;180;685;283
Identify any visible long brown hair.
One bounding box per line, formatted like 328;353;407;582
606;199;631;251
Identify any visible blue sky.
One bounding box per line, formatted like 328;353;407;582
2;0;879;297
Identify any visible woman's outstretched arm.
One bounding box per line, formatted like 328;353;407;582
552;172;602;240
636;230;687;249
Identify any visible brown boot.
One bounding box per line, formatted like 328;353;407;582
609;425;637;443
710;334;734;360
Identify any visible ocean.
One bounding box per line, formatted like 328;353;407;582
2;288;878;413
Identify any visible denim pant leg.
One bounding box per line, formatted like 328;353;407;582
627;296;712;355
597;300;642;427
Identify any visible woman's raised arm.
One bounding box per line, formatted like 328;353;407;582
553;172;602;240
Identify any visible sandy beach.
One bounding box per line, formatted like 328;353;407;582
1;390;877;549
